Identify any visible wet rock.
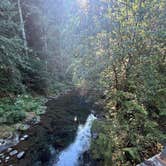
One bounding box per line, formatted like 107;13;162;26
137;154;164;166
17;151;25;159
34;116;41;124
23;135;29;139
20;134;29;141
92;133;98;139
0;139;5;145
160;146;166;158
5;156;10;162
7;148;13;152
0;153;4;157
48;96;58;100
0;153;5;159
20;137;25;141
6;156;10;160
0;133;19;153
10;150;18;156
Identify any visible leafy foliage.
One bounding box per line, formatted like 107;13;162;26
0;95;46;125
91;91;165;165
60;0;166;165
0;0;71;96
0;0;26;94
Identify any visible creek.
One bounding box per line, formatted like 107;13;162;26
54;114;96;166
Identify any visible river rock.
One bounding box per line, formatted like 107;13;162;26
20;134;29;141
6;156;10;160
7;148;13;152
0;139;5;145
10;150;18;156
137;154;164;166
0;153;4;159
5;156;10;162
92;133;98;139
160;146;166;158
0;153;4;157
17;151;25;159
23;134;29;139
20;137;25;141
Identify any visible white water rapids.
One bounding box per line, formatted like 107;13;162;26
54;114;96;166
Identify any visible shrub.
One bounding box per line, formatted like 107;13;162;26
0;94;46;125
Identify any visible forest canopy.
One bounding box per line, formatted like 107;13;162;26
0;0;165;165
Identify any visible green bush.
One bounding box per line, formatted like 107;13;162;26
50;81;71;95
6;111;26;124
0;94;46;125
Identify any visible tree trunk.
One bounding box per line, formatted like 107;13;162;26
112;64;118;90
18;0;28;53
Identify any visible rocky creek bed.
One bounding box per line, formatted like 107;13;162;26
0;91;92;166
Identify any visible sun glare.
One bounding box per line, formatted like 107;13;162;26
77;0;89;11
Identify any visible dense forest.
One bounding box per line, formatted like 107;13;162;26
0;0;165;166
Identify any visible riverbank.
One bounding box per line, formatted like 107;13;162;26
0;91;91;166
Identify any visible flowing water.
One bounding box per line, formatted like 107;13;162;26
54;114;96;166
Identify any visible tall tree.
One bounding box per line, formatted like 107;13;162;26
17;0;27;52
